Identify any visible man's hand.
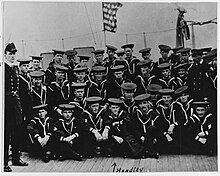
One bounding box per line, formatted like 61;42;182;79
165;134;173;142
102;128;109;140
93;130;103;141
140;136;145;143
113;135;124;144
198;131;205;137
38;135;50;147
168;124;175;134
199;137;207;144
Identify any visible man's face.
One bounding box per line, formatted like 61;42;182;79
161;69;171;78
80;60;88;67
68;55;76;65
160;50;169;59
38;109;47;119
114;71;123;80
94;72;104;82
150;94;160;102
138;100;150;112
33;59;40;69
110;104;120;116
20;63;30;73
5;51;16;63
90;103;100;114
62;110;73;121
193;56;202;64
142;52;151;60
178;68;186;78
117;54;124;60
107;50;115;58
179;94;189;103
162;95;172;106
141;66;151;77
74;88;85;100
125;48;132;58
123;90;135;100
180;53;189;63
54;54;63;64
55;70;65;80
33;77;43;87
95;54;104;63
76;72;86;81
195;107;206;118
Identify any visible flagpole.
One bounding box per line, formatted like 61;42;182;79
103;30;107;46
102;2;106;47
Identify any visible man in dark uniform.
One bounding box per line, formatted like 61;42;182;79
27;104;56;162
17;58;33;151
187;101;217;155
64;49;78;82
75;55;90;68
45;49;65;84
176;48;191;64
147;84;163;112
187;48;214;101
4;43;28;172
156;63;176;89
120;82;137;115
53;104;84;161
69;83;87;108
130;94;159;158
82;96;109;157
103;44;117;68
90;66;108;103
172;86;194;154
154;89;176;154
121;43;140;80
30;71;54;115
157;44;172;64
106;65;130;99
72;67;99;98
29;56;44;72
139;48;151;61
169;46;183;66
133;60;157;95
172;63;189;90
49;65;70;121
92;49;105;67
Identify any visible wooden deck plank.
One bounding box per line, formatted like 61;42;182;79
7;154;217;172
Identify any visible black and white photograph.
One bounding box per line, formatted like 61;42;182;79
1;1;218;173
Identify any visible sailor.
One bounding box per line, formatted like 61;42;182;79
45;49;65;84
53;104;84;161
29;55;44;72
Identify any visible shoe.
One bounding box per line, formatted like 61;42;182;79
83;154;94;159
58;155;65;161
12;159;28;166
71;151;83;161
4;165;12;172
42;154;50;163
145;151;159;159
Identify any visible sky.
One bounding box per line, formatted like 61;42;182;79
2;1;217;61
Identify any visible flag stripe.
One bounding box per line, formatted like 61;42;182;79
102;2;122;33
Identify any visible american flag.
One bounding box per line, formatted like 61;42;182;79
102;2;123;33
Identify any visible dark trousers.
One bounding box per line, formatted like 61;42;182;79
4;95;23;165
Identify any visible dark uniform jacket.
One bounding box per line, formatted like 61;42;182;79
5;63;22;125
187;60;213;101
27;116;54;142
19;73;33;121
130;107;158;139
83;108;108;133
50;80;71;109
53;117;83;142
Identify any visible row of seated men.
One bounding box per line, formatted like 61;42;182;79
27;84;217;163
